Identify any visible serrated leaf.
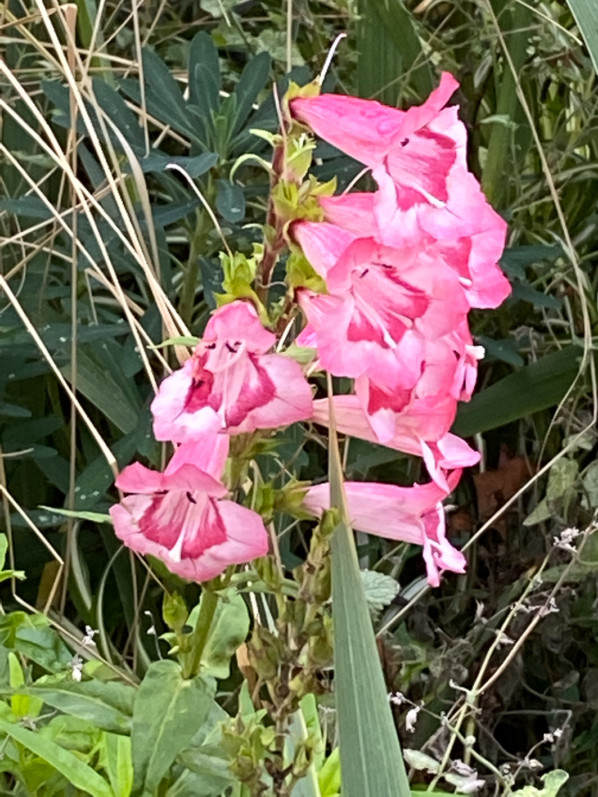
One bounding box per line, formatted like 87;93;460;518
361;570;400;613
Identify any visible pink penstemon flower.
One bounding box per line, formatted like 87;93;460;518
319;191;510;310
303;471;465;587
311;396;479;491
293;223;469;391
151;300;313;443
291;72;463;210
109;434;269;583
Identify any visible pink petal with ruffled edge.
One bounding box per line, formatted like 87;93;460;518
312;395;478;489
110;438;268;583
151;300;313;442
302;472;465;587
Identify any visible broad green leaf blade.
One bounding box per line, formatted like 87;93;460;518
328;389;410;796
131;660;215;796
564;0;598;74
23;679;135;734
230;52;271;136
0;717;114;797
216;179;246;223
103;733;134;797
453;345;587;437
355;0;432;104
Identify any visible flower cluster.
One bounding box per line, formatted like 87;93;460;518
109;301;313;580
110;73;509;588
290;73;509;585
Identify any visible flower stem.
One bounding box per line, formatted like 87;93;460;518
182;587;219;679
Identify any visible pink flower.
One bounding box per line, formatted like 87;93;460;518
373;167;511;306
312;396;479;490
292;74;511;309
291;73;462;209
302;471;466;587
151;301;313;442
109;434;269;582
293;223;469;388
320;190;510;310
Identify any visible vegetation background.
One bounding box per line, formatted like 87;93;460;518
1;0;598;794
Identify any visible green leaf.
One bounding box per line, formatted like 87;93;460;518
453;345;588;437
355;0;432;104
328;395;410;796
186;587;250;679
318;748;341;797
140;152;218;177
103;733;134;797
188;30;221;137
564;0;598;74
131;660;216;796
0;716;114;797
230;52;271;136
61;349;141;434
23;679;135;734
141;49;199;141
510;769;569;796
216;179;246;223
39;506;112;525
361;570;400;614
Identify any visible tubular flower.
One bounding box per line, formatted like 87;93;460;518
320;191;510;310
151;300;313;442
302;471;465;587
291;72;463;209
293;223;469;389
109;435;269;583
312;396;479;490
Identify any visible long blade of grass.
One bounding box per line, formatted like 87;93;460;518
564;0;598;74
327;377;410;796
355;0;432;104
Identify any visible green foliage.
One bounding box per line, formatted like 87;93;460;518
2;0;598;794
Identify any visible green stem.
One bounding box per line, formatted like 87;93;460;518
182;588;219;679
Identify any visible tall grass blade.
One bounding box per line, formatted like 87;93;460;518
564;0;598;74
328;381;410;796
355;0;432;104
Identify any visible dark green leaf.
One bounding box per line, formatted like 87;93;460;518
453;345;589;437
140;152;218;177
141;49;199;141
355;0;432;104
230;52;271;136
216;180;245;223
